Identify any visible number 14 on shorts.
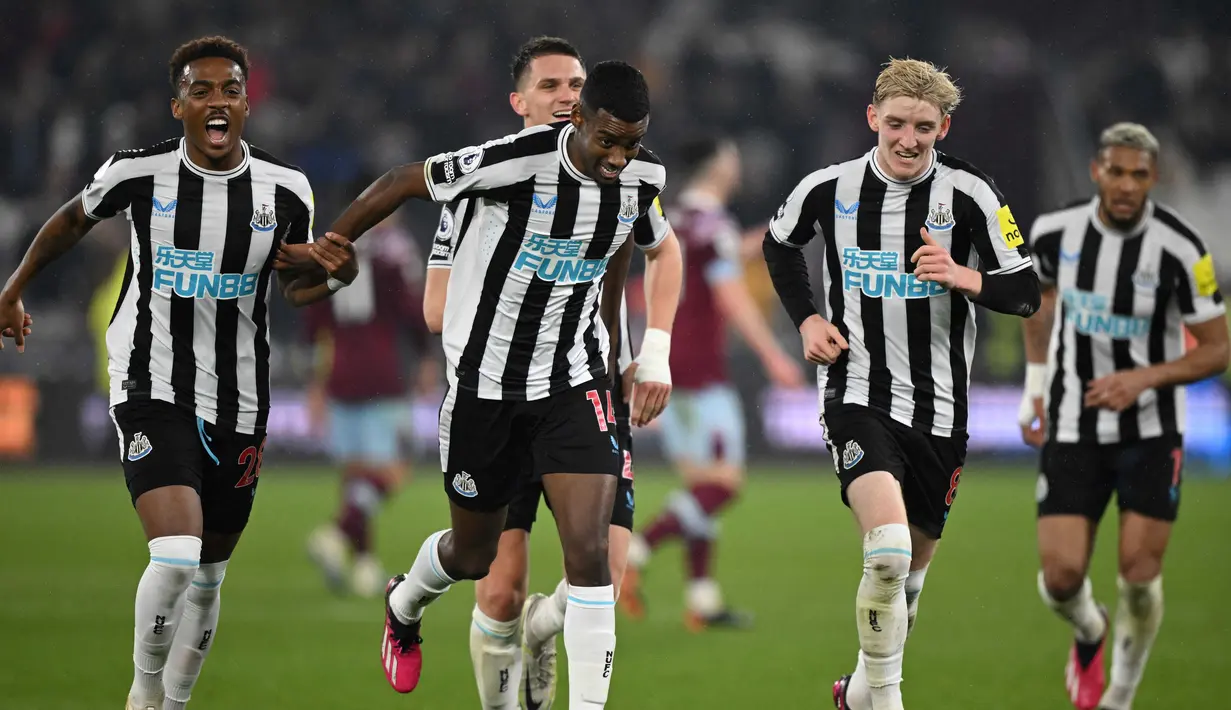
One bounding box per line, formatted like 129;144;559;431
585;389;617;431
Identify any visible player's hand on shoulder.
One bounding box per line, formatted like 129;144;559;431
799;314;848;365
0;295;32;353
312;232;360;285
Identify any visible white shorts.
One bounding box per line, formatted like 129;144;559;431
657;384;745;467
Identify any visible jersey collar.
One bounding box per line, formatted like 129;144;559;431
558;124;593;184
868;147;936;186
1089;196;1153;238
179;138;251;179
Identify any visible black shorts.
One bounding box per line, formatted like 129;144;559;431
504;404;636;533
111;399;266;534
1037;434;1183;523
822;402;968;539
437;379;622;513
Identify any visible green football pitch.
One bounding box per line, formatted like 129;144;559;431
1;464;1226;708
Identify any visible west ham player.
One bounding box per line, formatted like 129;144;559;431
763;58;1041;710
423;38;682;710
326;61;675;708
304;205;428;598
1019;123;1228;710
621;135;804;630
0;37;356;710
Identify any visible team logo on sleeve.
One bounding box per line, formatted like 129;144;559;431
457;146;484;175
1193;254;1218;297
435;209;455;243
617;194;639;224
996;204;1024;249
250;203;277;232
127;432;153;461
925;202;954;231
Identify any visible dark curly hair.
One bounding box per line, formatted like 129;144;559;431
168;36;249;96
579;61;650;123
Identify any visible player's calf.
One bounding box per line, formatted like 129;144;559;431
469;605;523;710
856;524;911;710
162;561;227;710
130;535;202;709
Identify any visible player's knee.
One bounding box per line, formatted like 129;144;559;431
1118;575;1162;618
562;536;611;587
1118;554;1163;586
148;535;203;593
446;539;502;581
861;524;911;598
1039;564;1086;602
186;561;227;606
475;579;525;621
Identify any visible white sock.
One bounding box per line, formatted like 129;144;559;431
686;578;724;616
856;524;911;710
1038;572;1107;643
1101;576;1164;710
564;584;617;709
162;561;227;710
389;530;456;624
848;564;929;710
525;578;568;649
130;536;202;707
468;605;523;710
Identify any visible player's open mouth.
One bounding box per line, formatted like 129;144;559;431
597;162;620;180
895;150;919;160
206;116;229;146
552;110;571;120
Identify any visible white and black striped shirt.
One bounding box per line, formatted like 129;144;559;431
1029;198;1225;443
423;122;668;400
427;196;643;375
82;138;314;434
768;148;1034;437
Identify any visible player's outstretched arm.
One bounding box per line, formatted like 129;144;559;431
277;232;360;308
329;162;432;245
626;227;682;426
0;198;98;351
712;274;803;388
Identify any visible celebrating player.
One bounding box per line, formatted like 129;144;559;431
763;58;1041;710
622;135;803;630
326;60;673;709
0;37;356;710
304;203;430;598
1019;123;1228;710
422;37;682;710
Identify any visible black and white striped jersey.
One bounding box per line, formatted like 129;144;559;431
422;122;668;399
1028;197;1225;443
82;138;314;434
768;148;1034;437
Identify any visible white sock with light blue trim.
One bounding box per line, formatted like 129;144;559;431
856;524;911;710
565;584;617;708
389;530;456;624
162;561;227;710
130;535;201;707
468;605;522;710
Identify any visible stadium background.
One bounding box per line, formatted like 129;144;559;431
1;1;1229;708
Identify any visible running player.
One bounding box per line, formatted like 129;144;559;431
0;37;356;710
423;37;682;710
326;60;675;708
305;204;428;598
1019;122;1228;710
762;58;1041;710
622;135;804;630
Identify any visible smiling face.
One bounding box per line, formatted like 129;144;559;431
867;95;950;181
171;56;249;171
511;53;586;128
567;104;648;184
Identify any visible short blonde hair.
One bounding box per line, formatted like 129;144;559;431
1099;122;1159;160
872;58;962;116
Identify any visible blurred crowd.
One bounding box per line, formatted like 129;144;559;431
1;0;1228;388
